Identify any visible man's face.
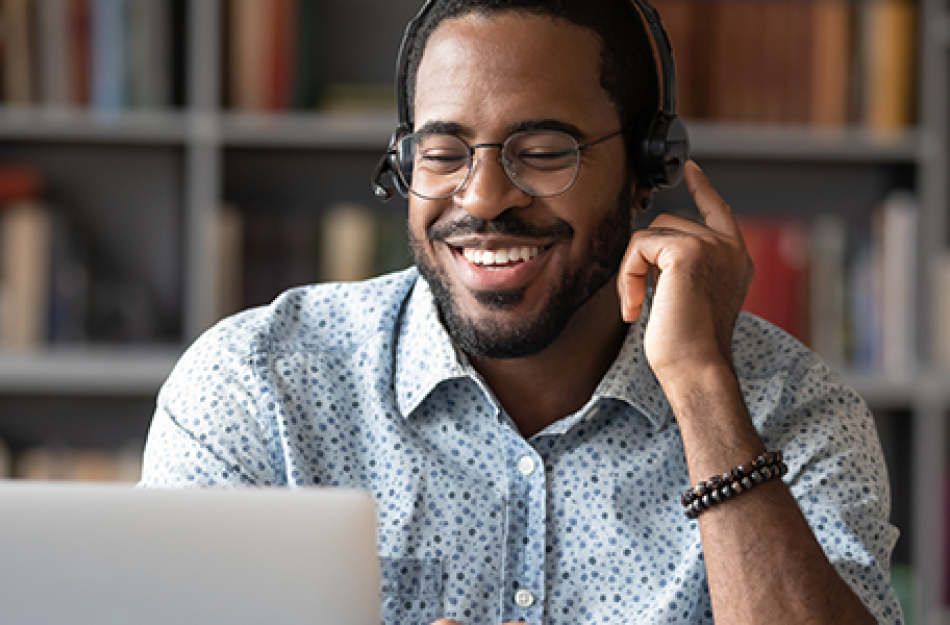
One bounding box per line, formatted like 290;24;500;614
409;11;633;359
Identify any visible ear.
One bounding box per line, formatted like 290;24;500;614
632;184;654;213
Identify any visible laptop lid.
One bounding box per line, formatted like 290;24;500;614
0;482;381;625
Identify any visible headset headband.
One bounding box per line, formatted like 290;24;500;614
394;0;678;130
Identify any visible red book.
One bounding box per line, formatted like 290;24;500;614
0;166;42;203
69;0;91;107
269;0;296;111
738;217;810;342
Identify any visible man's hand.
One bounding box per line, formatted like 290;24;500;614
619;160;753;382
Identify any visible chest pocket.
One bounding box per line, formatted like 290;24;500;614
380;557;443;625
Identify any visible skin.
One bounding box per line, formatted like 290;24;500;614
411;11;877;625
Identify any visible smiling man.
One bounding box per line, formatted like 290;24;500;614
141;1;902;624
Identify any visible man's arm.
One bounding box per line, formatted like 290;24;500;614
619;161;877;624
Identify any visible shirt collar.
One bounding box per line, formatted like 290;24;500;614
393;275;671;432
590;311;672;433
393;276;471;418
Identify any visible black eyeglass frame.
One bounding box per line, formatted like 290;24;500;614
389;126;632;200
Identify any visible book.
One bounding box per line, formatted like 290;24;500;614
229;0;271;112
69;0;93;107
0;199;53;350
320;203;377;283
241;210;320;308
809;213;849;367
37;0;72;110
879;190;918;378
15;444;142;482
91;0;126;117
293;0;327;110
269;0;296;111
215;205;244;320
1;0;34;106
861;0;918;133
0;165;41;200
649;0;703;120
126;0;170;110
0;437;10;478
849;234;883;372
810;0;852;127
738;216;810;343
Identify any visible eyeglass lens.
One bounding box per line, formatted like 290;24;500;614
395;130;582;199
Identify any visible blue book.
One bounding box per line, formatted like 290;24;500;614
91;0;126;118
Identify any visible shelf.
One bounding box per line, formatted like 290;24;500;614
0;108;190;145
0;348;181;396
220;111;397;149
687;122;922;163
845;369;950;410
0;107;923;162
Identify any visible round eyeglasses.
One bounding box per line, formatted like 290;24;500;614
390;127;627;200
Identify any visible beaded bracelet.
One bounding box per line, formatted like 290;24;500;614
680;451;788;519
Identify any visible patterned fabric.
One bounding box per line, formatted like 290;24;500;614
141;267;903;624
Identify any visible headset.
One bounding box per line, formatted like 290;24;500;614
372;0;690;203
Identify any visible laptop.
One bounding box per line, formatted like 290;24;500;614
0;481;381;625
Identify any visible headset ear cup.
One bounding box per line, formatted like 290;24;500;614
638;112;689;190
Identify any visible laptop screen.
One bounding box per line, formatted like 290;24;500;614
0;482;381;625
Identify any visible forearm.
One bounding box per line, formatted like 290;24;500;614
663;361;876;625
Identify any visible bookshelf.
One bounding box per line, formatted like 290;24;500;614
0;0;947;621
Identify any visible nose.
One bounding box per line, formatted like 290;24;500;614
453;148;531;221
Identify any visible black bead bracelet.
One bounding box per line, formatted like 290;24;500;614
681;451;788;519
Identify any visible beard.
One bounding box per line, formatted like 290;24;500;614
409;187;633;360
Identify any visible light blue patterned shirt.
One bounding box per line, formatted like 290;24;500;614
141;267;902;624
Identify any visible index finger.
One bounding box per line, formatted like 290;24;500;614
684;160;742;239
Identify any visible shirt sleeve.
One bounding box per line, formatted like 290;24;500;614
139;315;284;488
747;351;904;624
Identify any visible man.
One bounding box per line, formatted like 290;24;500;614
141;1;902;623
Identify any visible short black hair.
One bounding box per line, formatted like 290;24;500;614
404;0;661;171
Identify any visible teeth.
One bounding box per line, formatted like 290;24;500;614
463;246;541;266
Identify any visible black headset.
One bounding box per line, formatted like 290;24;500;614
372;0;689;203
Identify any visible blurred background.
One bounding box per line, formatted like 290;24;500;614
0;0;945;622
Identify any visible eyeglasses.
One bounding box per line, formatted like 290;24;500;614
387;127;628;200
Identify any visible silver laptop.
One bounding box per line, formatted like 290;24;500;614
0;482;381;625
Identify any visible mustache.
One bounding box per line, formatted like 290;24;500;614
428;210;573;242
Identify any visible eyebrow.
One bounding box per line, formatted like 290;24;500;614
508;119;586;140
414;118;586;140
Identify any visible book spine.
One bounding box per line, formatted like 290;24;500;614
38;0;71;109
91;0;126;116
810;0;852;127
862;0;918;132
69;0;92;107
880;190;918;378
809;213;848;367
0;200;52;350
293;0;325;110
2;0;34;106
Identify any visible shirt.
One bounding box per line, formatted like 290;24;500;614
141;267;903;625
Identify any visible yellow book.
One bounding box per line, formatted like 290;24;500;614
863;0;917;132
0;200;51;350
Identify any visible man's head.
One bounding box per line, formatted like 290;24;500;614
404;2;662;361
403;0;660;177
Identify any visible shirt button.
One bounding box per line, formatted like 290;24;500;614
514;588;535;608
517;455;536;476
